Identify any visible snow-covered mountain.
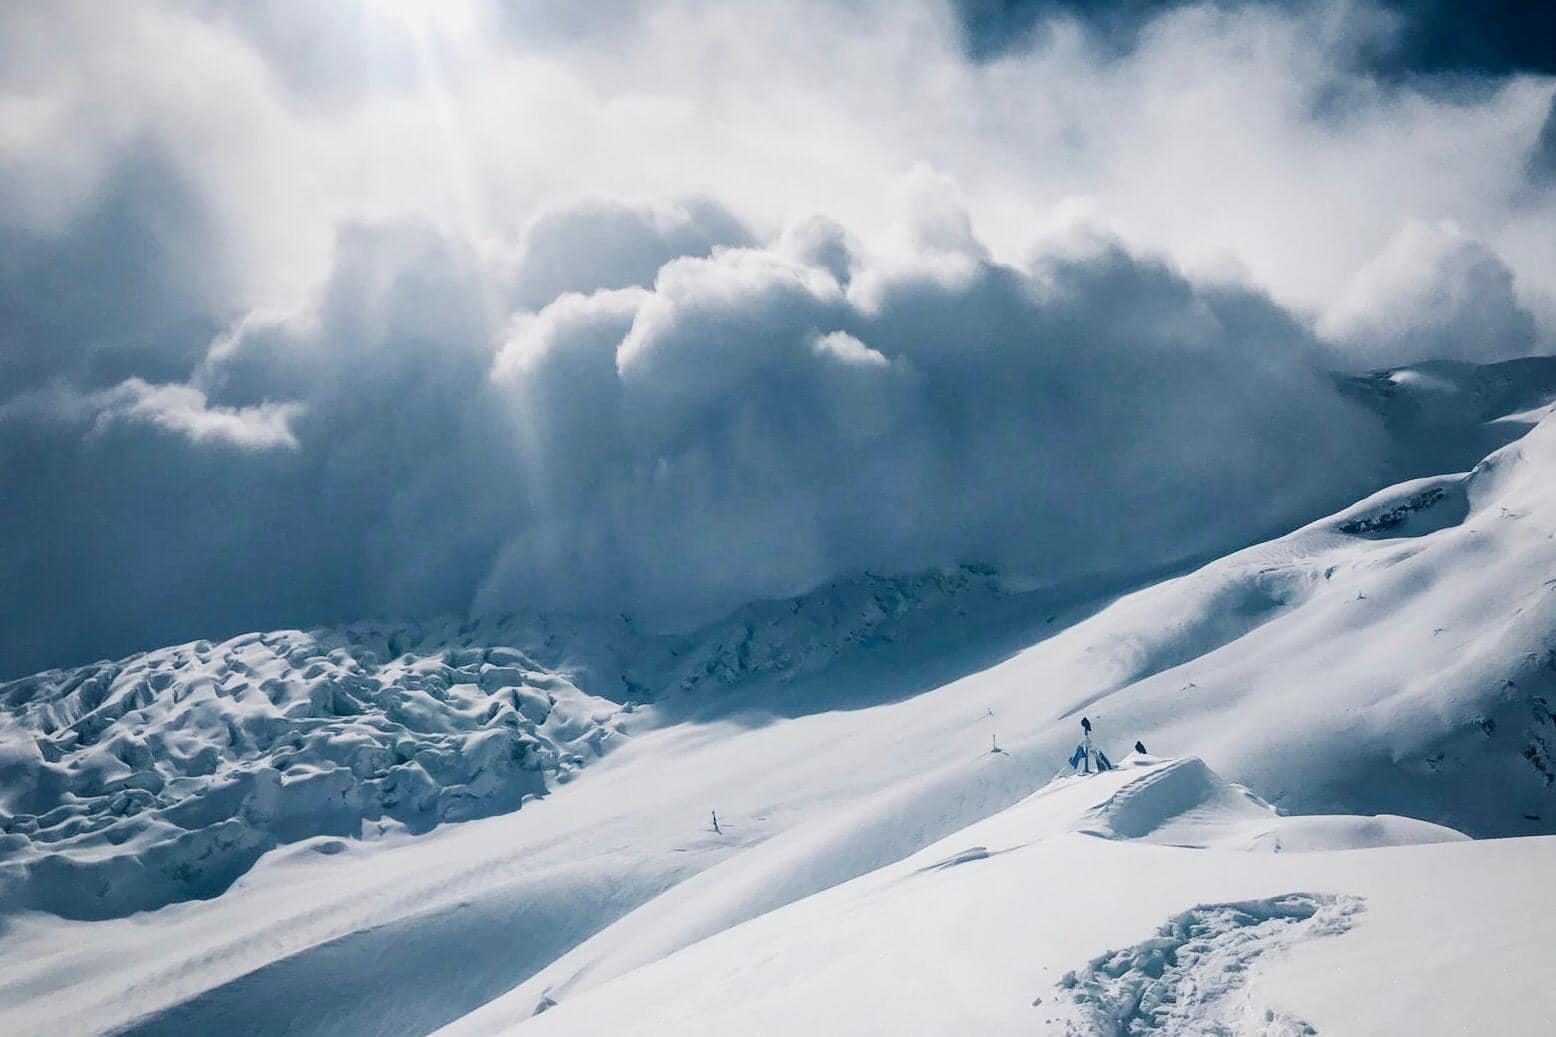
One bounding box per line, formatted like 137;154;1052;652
0;566;1036;919
3;357;1556;1035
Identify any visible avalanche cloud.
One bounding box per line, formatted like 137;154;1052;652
5;0;1556;676
4;209;1396;678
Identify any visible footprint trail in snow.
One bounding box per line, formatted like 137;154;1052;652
1053;892;1363;1036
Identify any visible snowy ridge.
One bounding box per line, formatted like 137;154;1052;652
533;562;1037;715
1028;403;1556;836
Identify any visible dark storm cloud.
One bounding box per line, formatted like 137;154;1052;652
1;222;512;678
957;0;1556;77
0;146;235;395
957;0;1177;60
0;204;753;676
1529;95;1556;186
1360;0;1556;78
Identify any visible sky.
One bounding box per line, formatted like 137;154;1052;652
2;0;1554;677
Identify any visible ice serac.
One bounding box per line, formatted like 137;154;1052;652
0;625;626;918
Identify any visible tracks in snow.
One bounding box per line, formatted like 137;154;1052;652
1052;892;1363;1036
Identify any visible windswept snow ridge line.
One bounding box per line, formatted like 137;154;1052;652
1056;893;1363;1036
0;624;625;919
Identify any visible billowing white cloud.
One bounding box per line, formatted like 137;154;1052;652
91;379;303;449
6;1;1554;330
1;378;302;450
1320;220;1539;366
2;0;1555;673
192;209;1391;637
812;330;891;368
506;197;751;310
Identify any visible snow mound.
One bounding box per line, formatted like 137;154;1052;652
0;624;626;919
1064;757;1467;852
1080;757;1277;841
1055;892;1363;1036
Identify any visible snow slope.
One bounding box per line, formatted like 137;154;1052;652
478;758;1541;1036
0;565;1073;923
2;358;1556;1035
